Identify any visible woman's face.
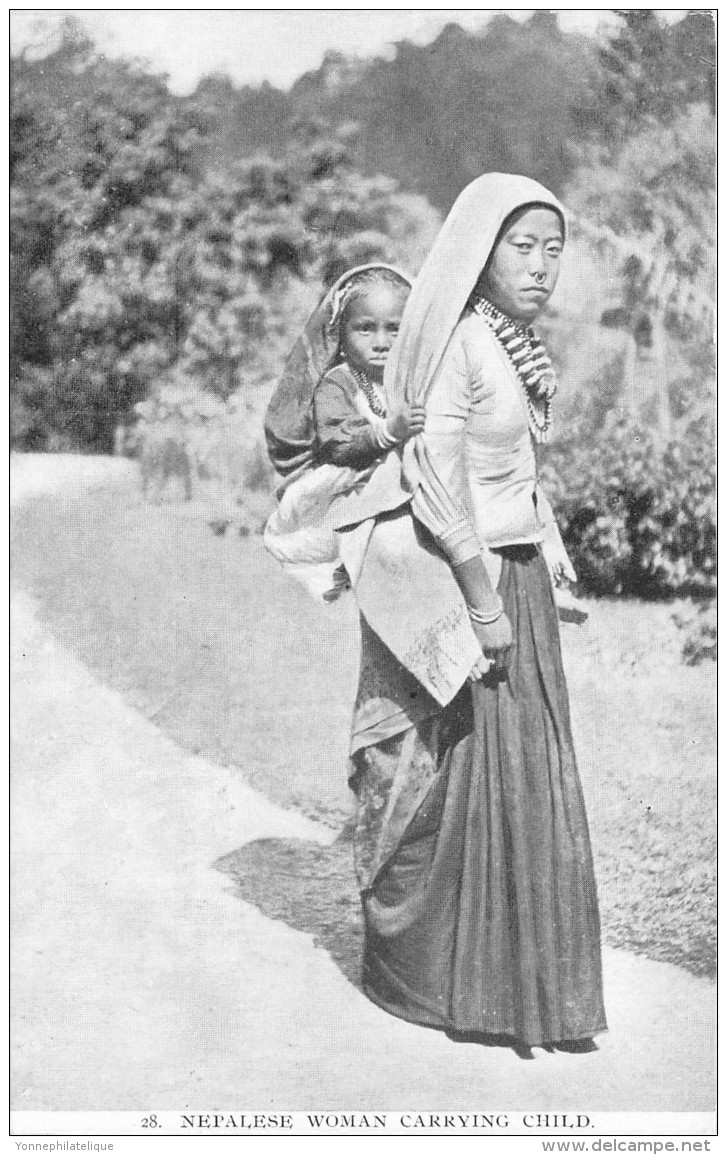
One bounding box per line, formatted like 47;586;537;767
482;206;564;324
340;284;406;383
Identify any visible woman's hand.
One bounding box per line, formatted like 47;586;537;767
541;538;577;587
470;612;513;671
467;652;491;682
386;405;426;442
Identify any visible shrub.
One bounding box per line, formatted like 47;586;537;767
10;34;441;453
541;413;715;598
673;601;717;666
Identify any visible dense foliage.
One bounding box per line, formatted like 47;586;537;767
10;12;715;603
541;414;715;598
675;601;717;666
566;105;715;444
10;26;439;452
200;10;715;211
10;30;212;449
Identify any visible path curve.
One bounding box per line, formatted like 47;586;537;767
11;455;715;1121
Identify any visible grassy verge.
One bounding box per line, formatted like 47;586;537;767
12;463;715;977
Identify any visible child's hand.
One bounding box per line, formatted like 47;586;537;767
386;405;426;442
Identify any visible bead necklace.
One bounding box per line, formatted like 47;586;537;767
349;364;388;418
469;294;557;441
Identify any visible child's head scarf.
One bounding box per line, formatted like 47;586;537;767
264;263;413;480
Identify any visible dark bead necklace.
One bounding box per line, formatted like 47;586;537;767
349;365;388;418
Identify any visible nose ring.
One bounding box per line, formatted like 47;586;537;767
534;272;546;284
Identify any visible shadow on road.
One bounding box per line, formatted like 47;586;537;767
215;836;551;1060
215;834;364;988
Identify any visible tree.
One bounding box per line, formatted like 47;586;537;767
172;126;440;402
598;10;716;143
11;32;441;451
10;24;216;449
566;104;715;441
183;14;603;214
288;14;602;210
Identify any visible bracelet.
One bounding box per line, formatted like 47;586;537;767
373;421;400;450
468;596;503;625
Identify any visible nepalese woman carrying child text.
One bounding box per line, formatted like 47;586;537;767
263;265;423;598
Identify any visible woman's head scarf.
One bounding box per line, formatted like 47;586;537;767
332;174;568;708
264;263;413;479
383;172;566;416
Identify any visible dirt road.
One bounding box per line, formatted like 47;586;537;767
11;456;715;1123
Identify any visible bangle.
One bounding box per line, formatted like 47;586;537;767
468;596;503;625
374;421;400;450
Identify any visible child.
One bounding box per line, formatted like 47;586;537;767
263;264;422;599
313;267;424;472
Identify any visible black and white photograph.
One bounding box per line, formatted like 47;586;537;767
10;7;716;1146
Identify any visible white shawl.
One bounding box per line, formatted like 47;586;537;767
336;174;567;705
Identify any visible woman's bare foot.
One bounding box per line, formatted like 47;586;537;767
552;1037;598;1054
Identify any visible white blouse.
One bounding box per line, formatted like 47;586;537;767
412;309;554;565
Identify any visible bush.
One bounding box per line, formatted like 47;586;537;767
10;34;441;453
673;601;717;666
541;414;715;598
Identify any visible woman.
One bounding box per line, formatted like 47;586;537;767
335;173;607;1054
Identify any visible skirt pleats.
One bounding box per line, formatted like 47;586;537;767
358;546;607;1046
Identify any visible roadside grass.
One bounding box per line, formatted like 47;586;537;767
12;462;715;978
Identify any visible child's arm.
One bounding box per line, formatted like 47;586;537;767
313;378;387;469
313;380;425;469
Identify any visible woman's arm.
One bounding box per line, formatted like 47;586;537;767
535;483;577;584
409;325;479;561
410;323;512;664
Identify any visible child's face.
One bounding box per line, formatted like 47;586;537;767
340;285;405;383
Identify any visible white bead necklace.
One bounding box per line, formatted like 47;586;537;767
470;294;557;442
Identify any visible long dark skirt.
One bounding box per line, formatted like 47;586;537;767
352;545;607;1047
